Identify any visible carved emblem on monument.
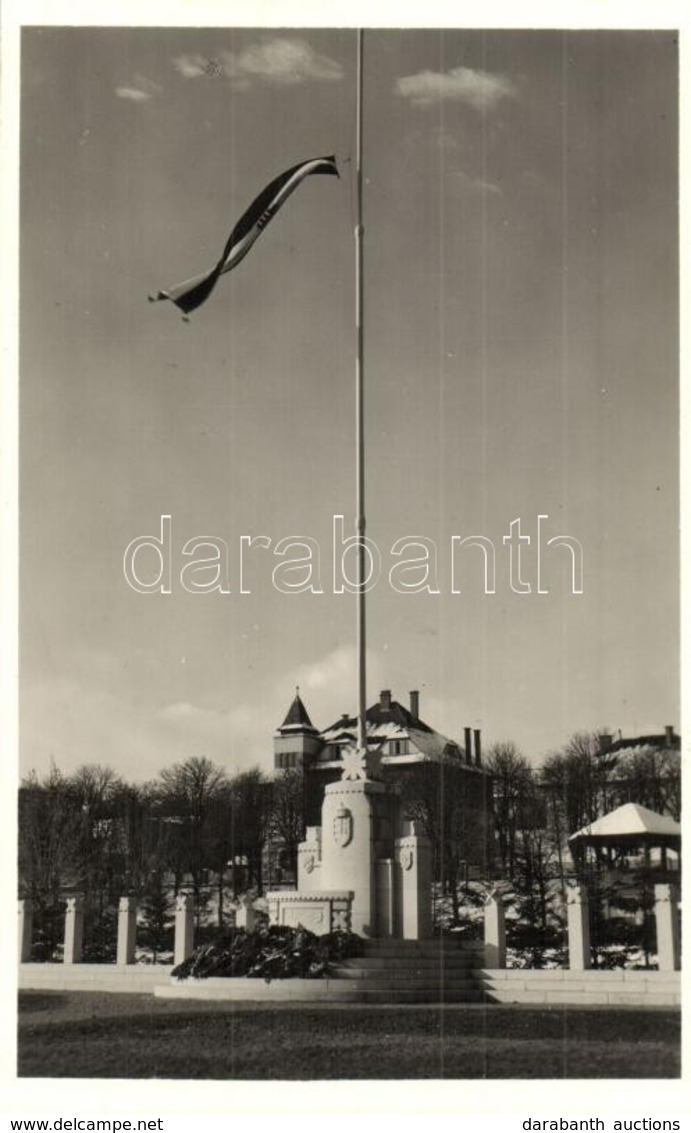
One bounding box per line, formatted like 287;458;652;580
304;853;315;874
333;804;353;847
340;742;384;781
340;745;367;780
401;847;414;871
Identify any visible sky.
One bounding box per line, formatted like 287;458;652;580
18;25;680;783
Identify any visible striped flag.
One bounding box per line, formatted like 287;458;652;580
149;155;339;317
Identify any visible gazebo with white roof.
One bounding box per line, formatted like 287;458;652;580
569;802;681;870
567;803;681;970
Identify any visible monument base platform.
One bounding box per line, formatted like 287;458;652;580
265;890;353;935
154;939;487;1003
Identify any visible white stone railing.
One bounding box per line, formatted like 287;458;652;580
18;893;199;967
19;882;681;973
482;883;681;971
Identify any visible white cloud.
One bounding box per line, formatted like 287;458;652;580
174;38;343;88
396;66;516;110
20;675;264;783
115;86;150;102
20;644;388;784
231;39;342;84
290;643;361;693
173;54;210;79
115;75;162;103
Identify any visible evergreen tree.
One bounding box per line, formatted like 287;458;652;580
139;870;174;962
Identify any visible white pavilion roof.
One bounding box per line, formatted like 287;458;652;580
569;802;681;843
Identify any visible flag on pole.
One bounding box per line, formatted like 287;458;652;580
149;155;339;317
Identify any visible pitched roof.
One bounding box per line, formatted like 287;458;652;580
279;692;315;731
321;697;431;738
609;732;680;754
320;697;467;764
569;802;681;844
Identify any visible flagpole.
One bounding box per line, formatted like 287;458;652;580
355;28;367;757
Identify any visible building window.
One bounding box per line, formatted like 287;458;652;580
389;739;409;755
277;752;301;769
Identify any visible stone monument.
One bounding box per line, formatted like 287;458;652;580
267;741;432;938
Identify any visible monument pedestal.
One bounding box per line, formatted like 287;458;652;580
320;778;386;938
269;748;433;940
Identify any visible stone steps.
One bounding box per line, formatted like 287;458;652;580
361;938;479;951
360;942;482;960
324;988;487;1004
330;966;481;983
478;969;681;1007
338;957;478;971
332;965;477;979
328;942;486;1002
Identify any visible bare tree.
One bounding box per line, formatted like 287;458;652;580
157;756;229;924
613;746;680;819
540;732;612;841
18;766;80;957
485;742;534;878
269;768;307;883
226;768;271;894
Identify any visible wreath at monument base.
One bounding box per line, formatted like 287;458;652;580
171;925;363;982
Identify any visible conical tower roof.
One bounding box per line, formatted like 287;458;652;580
278;690;317;732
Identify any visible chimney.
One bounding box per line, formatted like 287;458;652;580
380;689;392;711
409;690;419;718
464;727;472;766
473;728;482;767
665;725;675;747
598;734;613;755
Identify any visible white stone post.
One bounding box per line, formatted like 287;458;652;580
235;895;257;933
117;896;137;965
375;859;396;937
567;884;591;970
484;893;506;968
174;894;194;966
63;896;84;964
18;899;33;962
395;833;433;939
654;883;681;971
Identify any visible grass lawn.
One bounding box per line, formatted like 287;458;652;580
17;991;680;1079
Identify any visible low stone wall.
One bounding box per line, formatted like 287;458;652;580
155;978;364;1003
18;962;171;993
18;961;681;1007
